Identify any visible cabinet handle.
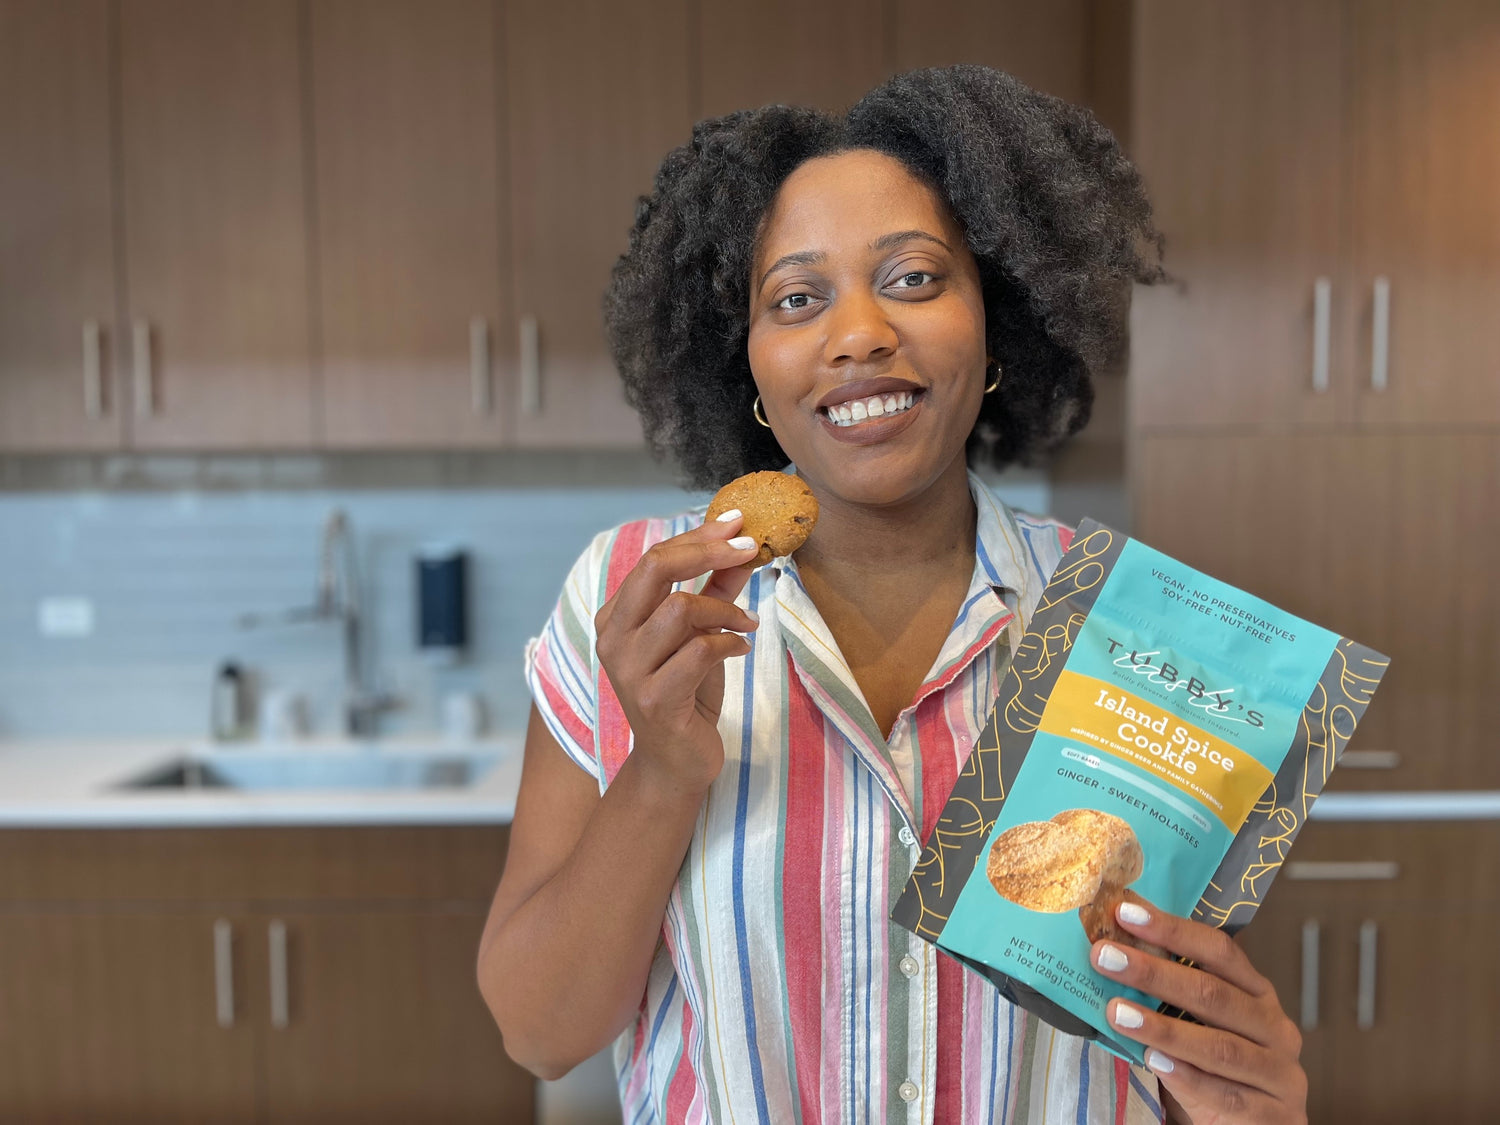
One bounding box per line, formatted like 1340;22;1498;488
1339;750;1400;770
519;314;541;415
1285;861;1399;881
1370;277;1390;391
470;316;492;414
132;318;154;419
213;919;235;1029
1299;919;1319;1031
1356;920;1378;1029
83;321;104;418
1311;277;1331;393
269;919;290;1029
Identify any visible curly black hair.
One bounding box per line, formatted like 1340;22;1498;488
604;65;1167;491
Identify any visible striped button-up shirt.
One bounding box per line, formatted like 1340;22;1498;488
525;472;1164;1124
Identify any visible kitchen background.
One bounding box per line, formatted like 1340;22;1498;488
2;0;1496;1122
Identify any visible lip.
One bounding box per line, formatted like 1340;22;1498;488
815;376;925;413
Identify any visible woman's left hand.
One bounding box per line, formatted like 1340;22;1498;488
1090;897;1308;1125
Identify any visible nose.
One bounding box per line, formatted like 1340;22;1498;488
823;287;898;366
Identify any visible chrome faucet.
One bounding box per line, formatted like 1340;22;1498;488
238;509;399;739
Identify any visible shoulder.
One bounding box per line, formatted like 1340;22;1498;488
565;507;708;609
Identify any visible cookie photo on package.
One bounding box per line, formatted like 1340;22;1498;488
890;519;1389;1064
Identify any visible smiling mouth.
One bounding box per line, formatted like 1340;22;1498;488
819;389;922;427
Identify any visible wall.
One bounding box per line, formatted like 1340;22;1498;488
0;462;1049;741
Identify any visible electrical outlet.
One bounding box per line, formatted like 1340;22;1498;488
38;597;94;638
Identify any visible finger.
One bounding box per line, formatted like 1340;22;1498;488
1105;998;1292;1098
1108;896;1273;1000
647;630;753;709
1091;939;1271;1045
1132;1043;1299;1124
604;531;761;636
632;591;760;677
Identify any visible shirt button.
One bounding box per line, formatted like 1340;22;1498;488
897;826;917;848
899;955;920;978
898;1080;920;1103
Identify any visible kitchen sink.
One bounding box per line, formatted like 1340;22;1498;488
114;747;503;792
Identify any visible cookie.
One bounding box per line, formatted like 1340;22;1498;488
1049;808;1143;887
705;471;819;567
1078;885;1168;960
985;820;1104;913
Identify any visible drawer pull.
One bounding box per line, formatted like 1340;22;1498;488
1339;750;1400;770
1299;919;1319;1031
1285;861;1398;882
213;919;234;1029
132;318;154;418
470;316;491;414
1311;277;1331;393
269;920;290;1029
83;321;104;418
519;314;541;414
1370;277;1390;391
1357;920;1379;1029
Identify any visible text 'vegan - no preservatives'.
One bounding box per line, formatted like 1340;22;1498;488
1103;637;1266;730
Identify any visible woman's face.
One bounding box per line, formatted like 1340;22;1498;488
746;148;988;509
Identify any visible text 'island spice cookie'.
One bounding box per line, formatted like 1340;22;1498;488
706;471;818;567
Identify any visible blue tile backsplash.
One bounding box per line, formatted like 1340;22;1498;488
0;473;1048;740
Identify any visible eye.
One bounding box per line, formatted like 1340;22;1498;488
890;271;935;290
776;292;815;311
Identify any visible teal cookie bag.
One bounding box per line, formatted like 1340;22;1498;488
890;519;1388;1063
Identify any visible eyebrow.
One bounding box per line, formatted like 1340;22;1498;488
757;229;953;293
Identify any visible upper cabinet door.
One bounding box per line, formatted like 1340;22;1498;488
697;0;888;116
892;0;1088;106
502;0;691;449
311;0;506;449
1345;0;1500;427
118;0;314;449
0;0;121;451
1128;0;1350;430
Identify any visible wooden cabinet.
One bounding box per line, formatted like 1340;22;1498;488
1128;0;1500;430
117;0;315;449
1134;432;1500;791
309;0;509;449
1343;0;1500;428
697;0;886;117
892;0;1090;106
500;0;689;448
1236;821;1500;1122
0;0;122;452
0;826;533;1124
0;911;261;1124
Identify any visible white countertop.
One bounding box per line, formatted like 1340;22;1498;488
0;734;525;828
0;736;1496;829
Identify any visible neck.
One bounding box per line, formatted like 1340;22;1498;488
794;456;977;592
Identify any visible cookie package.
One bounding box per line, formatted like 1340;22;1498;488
890;519;1389;1065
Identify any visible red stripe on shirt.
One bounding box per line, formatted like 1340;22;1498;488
597;521;649;784
1114;1057;1130;1124
666;992;698;1120
783;658;827;1124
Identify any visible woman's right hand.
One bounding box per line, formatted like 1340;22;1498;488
592;509;762;797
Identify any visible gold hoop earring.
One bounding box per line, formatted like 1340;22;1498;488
752;395;771;428
984;360;1002;394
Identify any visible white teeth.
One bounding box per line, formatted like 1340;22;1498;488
825;390;917;427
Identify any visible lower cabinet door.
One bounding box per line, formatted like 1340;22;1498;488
0;911;260;1124
257;908;535;1124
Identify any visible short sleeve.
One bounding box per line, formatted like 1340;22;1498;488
523;528;614;783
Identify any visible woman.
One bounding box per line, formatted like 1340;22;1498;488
478;66;1307;1124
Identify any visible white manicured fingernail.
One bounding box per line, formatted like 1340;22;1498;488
1098;944;1129;972
715;508;742;523
1146;1050;1175;1074
1118;901;1150;926
1113;1002;1144;1029
727;536;757;551
743;609;760;624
